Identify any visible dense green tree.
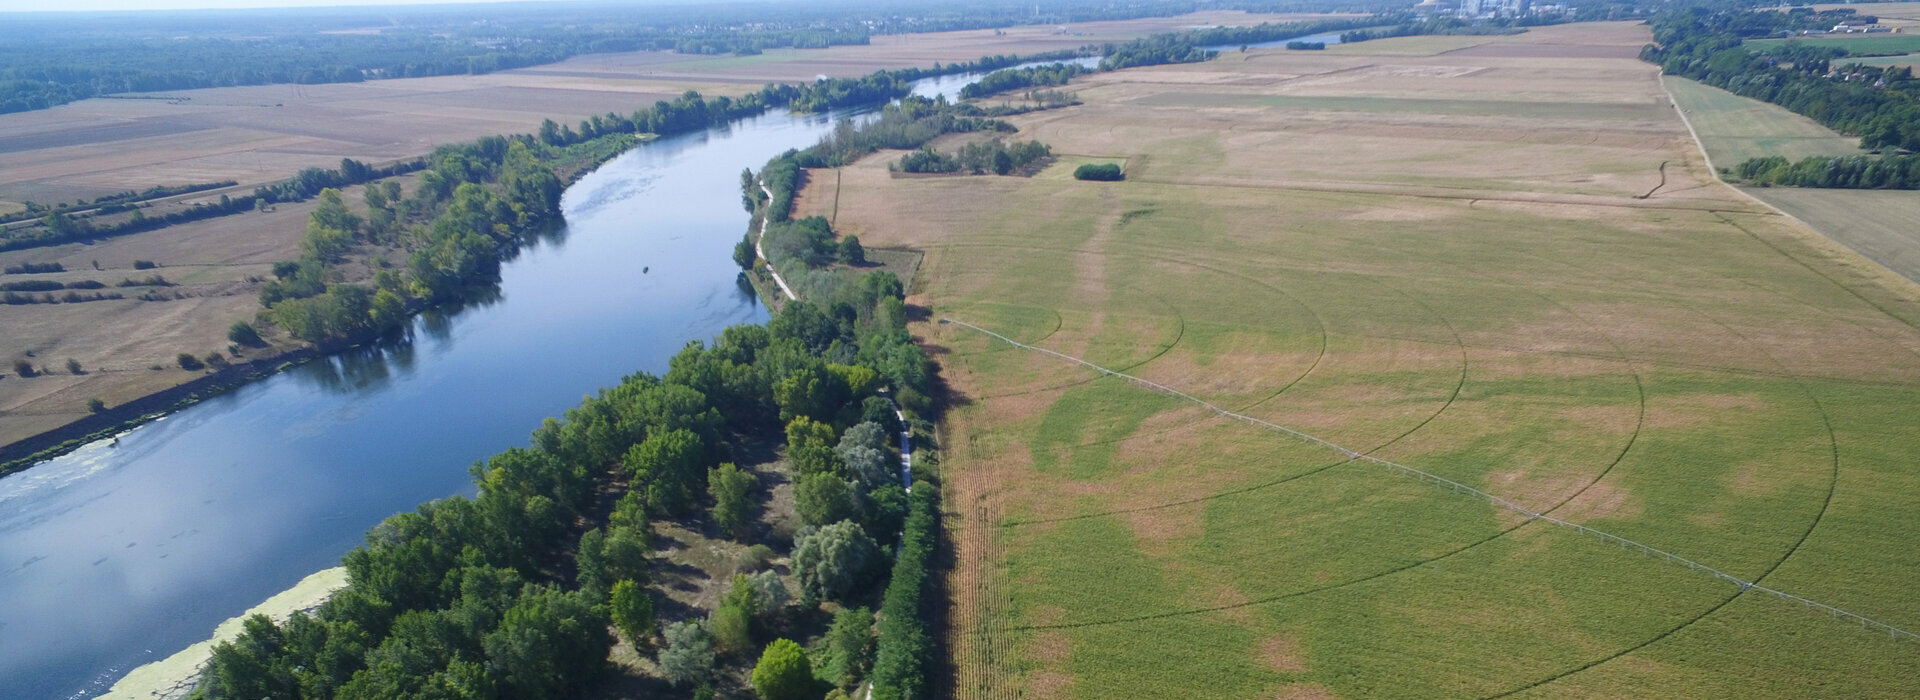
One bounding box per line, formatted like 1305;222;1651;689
795;473;858;529
818;607;876;691
610;579;655;646
625;428;710;515
709;462;758;539
660;621;715;687
482;587;610;700
792;519;879;604
836;235;865;265
1072;163;1124;181
752;638;815;700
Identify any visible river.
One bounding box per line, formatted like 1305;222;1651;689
0;69;1010;700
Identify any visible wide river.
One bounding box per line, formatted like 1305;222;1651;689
0;63;1051;700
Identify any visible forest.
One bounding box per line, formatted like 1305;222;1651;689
1642;6;1920;153
1732;153;1920;189
199;276;936;699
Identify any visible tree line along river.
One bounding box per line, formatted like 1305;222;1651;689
0;64;1045;700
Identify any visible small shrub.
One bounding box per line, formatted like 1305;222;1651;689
11;360;34;377
66;358;82;374
87;398;106;413
1072;163;1124;181
751;639;814;700
227;321;265;347
133;260;157;270
176;353;204;371
3;262;63;274
659;621;715;687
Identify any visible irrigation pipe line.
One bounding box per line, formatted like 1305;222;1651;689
939;316;1919;642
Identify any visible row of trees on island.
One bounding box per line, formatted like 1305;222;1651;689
894;138;1053;175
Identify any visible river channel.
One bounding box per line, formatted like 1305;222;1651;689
0;63;1057;700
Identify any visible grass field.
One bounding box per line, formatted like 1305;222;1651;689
798;21;1920;698
1663;75;1920;284
1844;53;1920;69
1662;76;1862;165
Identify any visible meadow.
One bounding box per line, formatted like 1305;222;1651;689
1749;34;1920;55
798;22;1920;698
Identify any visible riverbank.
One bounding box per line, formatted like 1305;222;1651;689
0;345;315;479
0;135;647;479
95;567;349;700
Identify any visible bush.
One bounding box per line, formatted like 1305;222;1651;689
3;261;62;274
87;398;106;413
133;260;157;270
710;601;755;656
0;280;62;292
660;621;715;687
66;358;82;374
176;353;204;371
13;360;36;377
1072;163;1124;181
227;321;265;347
751;638;814;700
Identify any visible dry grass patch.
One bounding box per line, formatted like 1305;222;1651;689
1258;636;1308;673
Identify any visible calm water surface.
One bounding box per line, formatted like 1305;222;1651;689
1;66;1009;700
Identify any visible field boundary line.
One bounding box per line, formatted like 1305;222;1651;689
940;316;1920;643
1662;76;1920;330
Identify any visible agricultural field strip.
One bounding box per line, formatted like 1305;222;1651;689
938;316;1920;643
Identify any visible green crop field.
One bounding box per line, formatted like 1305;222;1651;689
1842;52;1920;68
812;22;1920;699
1665;75;1920;283
1664;76;1864;165
1751;34;1920;55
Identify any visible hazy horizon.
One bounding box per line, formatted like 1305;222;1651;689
0;0;613;13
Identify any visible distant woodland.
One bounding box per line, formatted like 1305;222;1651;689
3;0;1408;115
1643;4;1920;189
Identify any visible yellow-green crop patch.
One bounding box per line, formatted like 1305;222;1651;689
1750;34;1920;55
1134;92;1673;121
1664;76;1864;164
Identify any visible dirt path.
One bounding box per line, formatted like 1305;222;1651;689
755;180;798;301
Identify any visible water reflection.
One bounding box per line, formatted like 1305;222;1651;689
293;336;418;396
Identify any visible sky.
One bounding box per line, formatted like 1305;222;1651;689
0;0;584;12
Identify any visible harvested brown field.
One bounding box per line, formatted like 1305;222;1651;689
804;20;1920;699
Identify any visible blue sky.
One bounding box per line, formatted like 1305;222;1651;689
0;0;576;11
